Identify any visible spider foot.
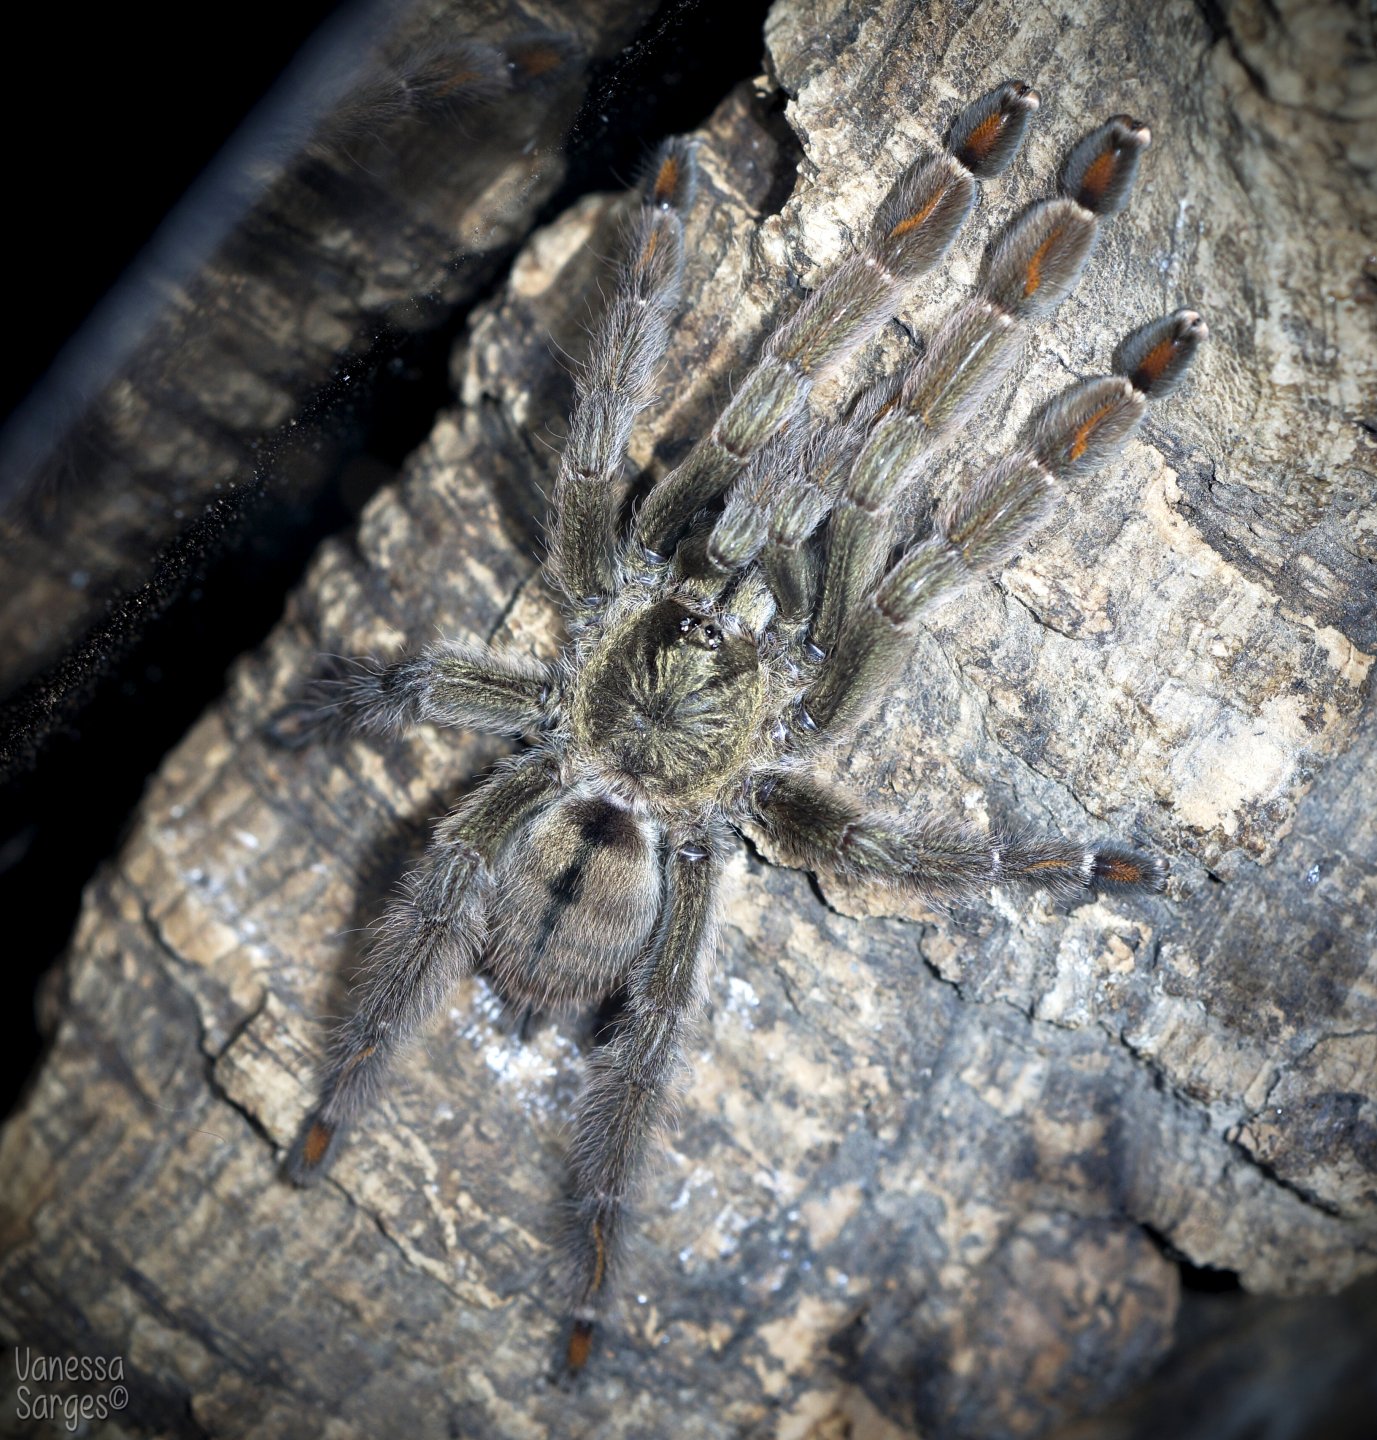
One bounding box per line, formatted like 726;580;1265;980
1088;844;1168;894
565;1319;596;1375
1118;308;1210;398
263;655;388;747
284;1110;346;1186
264;699;327;749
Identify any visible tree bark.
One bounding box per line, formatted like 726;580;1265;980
2;2;1374;1438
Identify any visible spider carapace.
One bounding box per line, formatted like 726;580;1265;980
277;81;1205;1373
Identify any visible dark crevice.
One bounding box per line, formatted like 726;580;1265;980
140;898;278;1153
750;85;805;222
0;0;344;425
1178;1257;1245;1295
1141;1220;1244;1291
1194;0;1276;102
1192;0;1367;124
527;0;776;242
356;1199;472;1305
1223;1126;1348;1221
149;882;492;1309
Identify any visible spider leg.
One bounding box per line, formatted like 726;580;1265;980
561;827;723;1372
683;373;906;603
748;771;1165;903
631;81;1040;561
798;309;1207;737
758;377;900;623
809;115;1153;657
759;425;854;621
286;755;559;1184
268;640;556;746
547;139;696;617
667;427;804;593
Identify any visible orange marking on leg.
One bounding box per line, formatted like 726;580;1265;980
431;68;480;99
515;44;563;78
960;110;1004;167
591;1219;607;1294
1068;401;1117;461
641;229;660;266
887;184;947;242
302;1120;334;1169
338;1045;376;1079
1022;226;1063;298
652;154;681;207
873;389;901;422
1024;858;1071;872
567;1321;594;1371
1133;337;1177;389
1099;856;1145;885
1077;150;1118;207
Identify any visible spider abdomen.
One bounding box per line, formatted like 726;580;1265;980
486;792;662;1008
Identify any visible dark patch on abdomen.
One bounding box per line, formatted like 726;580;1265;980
572;796;639;850
528;798;640;965
534;847;591;959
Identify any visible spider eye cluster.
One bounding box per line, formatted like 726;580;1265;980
676;609;723;650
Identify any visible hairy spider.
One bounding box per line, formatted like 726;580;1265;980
276;81;1205;1372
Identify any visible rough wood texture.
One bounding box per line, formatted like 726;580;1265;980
2;1;1374;1437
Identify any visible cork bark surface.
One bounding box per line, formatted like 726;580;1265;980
3;2;1374;1438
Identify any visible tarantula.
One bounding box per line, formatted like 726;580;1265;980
277;82;1205;1371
